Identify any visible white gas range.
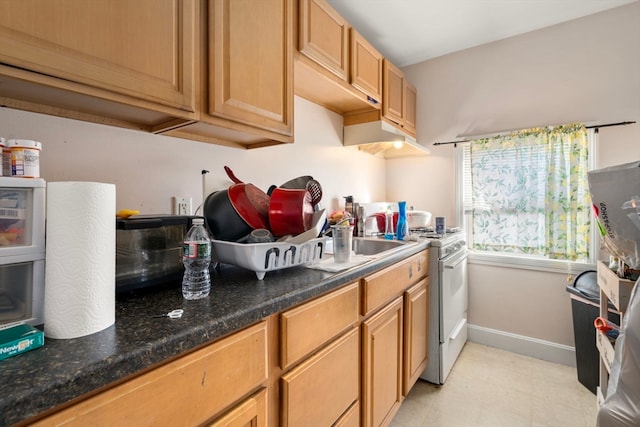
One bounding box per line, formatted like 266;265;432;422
411;227;468;384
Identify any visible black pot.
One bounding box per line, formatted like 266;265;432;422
203;190;253;242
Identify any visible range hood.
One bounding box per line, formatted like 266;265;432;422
343;120;430;159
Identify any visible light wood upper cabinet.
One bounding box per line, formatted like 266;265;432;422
166;0;294;148
0;0;295;149
0;0;197;124
294;0;381;114
208;0;293;137
298;0;349;81
404;80;417;135
350;28;383;105
383;58;417;137
383;60;405;125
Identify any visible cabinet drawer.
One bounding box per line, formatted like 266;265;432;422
597;260;634;312
281;327;359;427
361;250;428;316
34;321;268;427
280;282;359;369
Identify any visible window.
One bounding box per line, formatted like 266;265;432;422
458;124;597;271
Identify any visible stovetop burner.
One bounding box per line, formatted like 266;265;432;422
410;226;461;239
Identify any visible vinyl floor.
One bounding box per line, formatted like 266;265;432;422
391;342;597;427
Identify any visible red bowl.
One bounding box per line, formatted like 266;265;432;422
268;188;314;237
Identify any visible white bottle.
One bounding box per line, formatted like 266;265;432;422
182;218;212;300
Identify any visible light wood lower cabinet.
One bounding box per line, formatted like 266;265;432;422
360;250;429;427
281;328;359;427
403;277;429;395
32;321;268;427
362;297;404;427
280;282;359;370
30;251;429;427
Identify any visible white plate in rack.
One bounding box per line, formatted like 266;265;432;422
211;237;328;280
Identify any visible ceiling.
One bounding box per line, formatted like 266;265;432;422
326;0;639;66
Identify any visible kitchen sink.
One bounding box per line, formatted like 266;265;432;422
352;237;414;256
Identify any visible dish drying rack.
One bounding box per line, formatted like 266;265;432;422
211;237;328;280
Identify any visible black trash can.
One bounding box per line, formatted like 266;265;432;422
566;270;620;395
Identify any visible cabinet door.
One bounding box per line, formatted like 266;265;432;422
350;28;382;104
207;388;267;427
382;59;405;126
281;328;359;427
404;81;417;136
0;0;196;113
403;277;429;395
362;297;403;427
209;0;293;136
298;0;349;81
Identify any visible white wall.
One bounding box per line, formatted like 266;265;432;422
0;96;386;215
390;2;640;364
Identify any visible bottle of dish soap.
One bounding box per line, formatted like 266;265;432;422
396;201;408;241
384;205;394;240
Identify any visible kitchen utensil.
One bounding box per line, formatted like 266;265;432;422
286;209;327;244
211;237;328;280
203;190;253;242
305;179;323;206
224;165;243;184
152;309;184;319
208;166;270;235
268;188;314;237
371;210;432;231
237;228;275;244
280;175;313;189
227;183;270;229
267;175;314;196
408;210;432;228
332;224;354;263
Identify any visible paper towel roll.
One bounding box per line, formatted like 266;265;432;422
44;182;116;339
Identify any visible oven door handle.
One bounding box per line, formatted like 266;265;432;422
444;253;467;269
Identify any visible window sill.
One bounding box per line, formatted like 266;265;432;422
468;251;595;275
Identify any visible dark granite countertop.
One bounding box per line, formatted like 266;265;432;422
0;240;428;427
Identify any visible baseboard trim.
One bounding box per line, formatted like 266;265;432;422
468;324;577;367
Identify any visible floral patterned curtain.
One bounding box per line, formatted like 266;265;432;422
469;123;590;260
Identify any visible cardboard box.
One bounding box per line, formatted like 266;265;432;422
597;261;635;312
0;323;44;361
588;161;640;269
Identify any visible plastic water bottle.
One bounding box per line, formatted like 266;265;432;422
182;218;211;300
384;206;395;240
396;201;408;241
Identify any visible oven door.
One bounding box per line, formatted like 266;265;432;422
439;247;468;343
